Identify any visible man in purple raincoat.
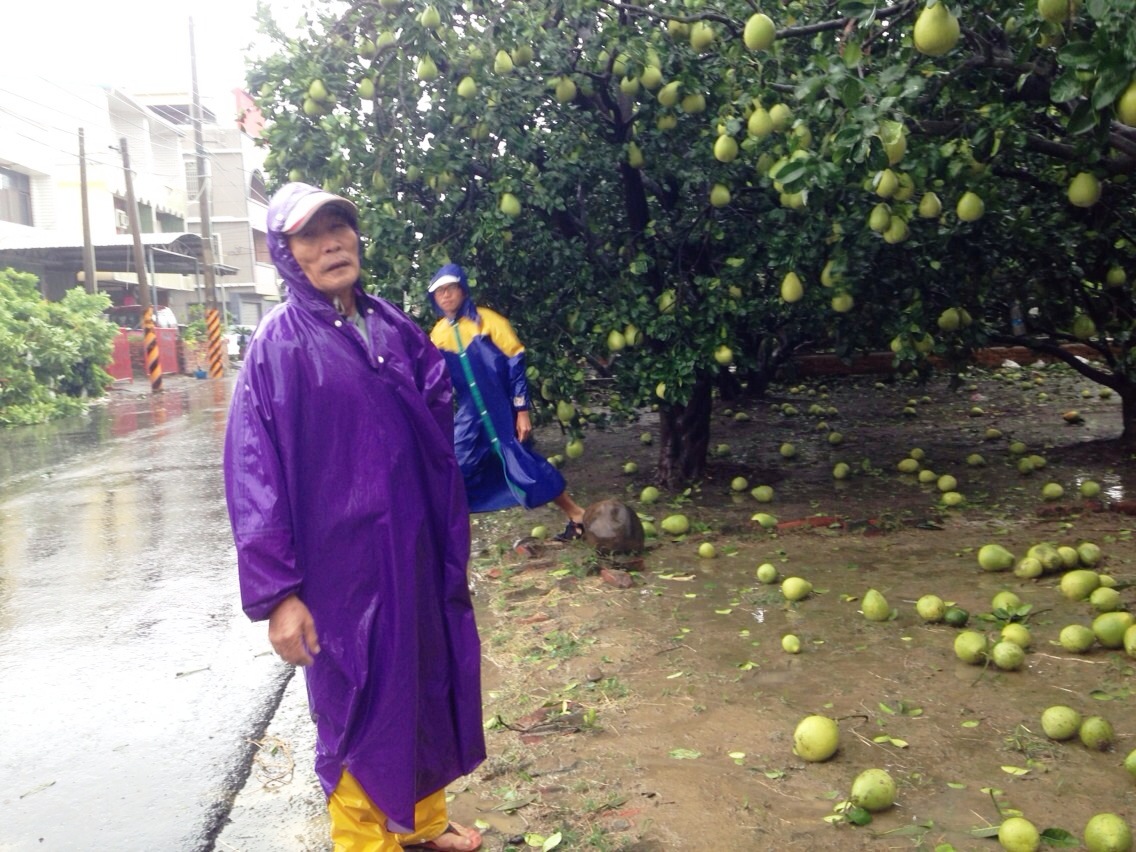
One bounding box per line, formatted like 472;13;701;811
224;182;485;851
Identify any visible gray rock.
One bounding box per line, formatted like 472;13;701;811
582;499;645;554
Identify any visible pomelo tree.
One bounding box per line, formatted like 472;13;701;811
247;0;1136;485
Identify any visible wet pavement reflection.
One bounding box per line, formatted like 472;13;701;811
0;377;290;851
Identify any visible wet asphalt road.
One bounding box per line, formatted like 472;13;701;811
0;377;292;851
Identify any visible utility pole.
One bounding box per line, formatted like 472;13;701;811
189;17;225;379
120;137;163;393
78;128;97;294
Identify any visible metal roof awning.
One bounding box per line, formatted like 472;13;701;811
0;231;238;277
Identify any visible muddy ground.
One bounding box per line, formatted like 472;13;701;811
439;356;1136;852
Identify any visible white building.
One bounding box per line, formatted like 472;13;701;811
0;75;279;326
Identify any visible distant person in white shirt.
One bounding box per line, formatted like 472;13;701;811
154;305;178;328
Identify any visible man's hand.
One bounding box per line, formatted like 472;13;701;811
515;409;533;443
268;594;320;666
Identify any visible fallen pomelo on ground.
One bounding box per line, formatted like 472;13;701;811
849;768;896;812
781;577;813;602
1083;813;1132;852
660;514;690;535
1041;705;1082;741
954;630;987;664
861;589;890;621
915;594;946;622
792;715;839;762
997;816;1041;852
1079;715;1115;751
977;543;1015;572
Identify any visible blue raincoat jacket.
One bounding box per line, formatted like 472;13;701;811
427;264;566;513
224;184;485;831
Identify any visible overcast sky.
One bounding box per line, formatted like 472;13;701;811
1;0;283;104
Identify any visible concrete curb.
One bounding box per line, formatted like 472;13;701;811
214;673;330;852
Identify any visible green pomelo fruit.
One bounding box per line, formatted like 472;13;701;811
781;634;801;654
1124;748;1136;779
1090;586;1122;613
697;542;716;559
1061;569;1100;601
793;715;840;761
944;607;970;627
1083;813;1132;852
1079;715;1115;751
1027;543;1063;573
978;544;1015;572
991;640;1026;671
1125;624;1136;658
998;816;1041;852
751;485;775;503
1040;705;1082;740
991;590;1022;611
916;594;946;623
1093;612;1134;648
954;630;987;664
862;589;891;622
1077;541;1103;567
660;514;690;535
849;768;896;812
1056;545;1080;569
1001;623;1031;649
756;563;778;584
1060;624;1096;653
531;525;548;540
1014;557;1044;579
781;577;813;602
640;486;660;504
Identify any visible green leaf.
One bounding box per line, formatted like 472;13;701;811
1067;100;1099;135
769;159;808;188
668;748;701;759
1039;828;1079;847
1093;63;1132;110
839;0;879;21
968;826;1001;838
1057;42;1100;69
1045;71;1081;105
845;805;873;826
542;831;563;851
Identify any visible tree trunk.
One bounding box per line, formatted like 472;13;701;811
657;376;712;489
1122;385;1136;450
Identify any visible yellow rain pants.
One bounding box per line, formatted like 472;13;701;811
328;769;449;851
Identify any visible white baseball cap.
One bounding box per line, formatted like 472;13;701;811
428;273;462;293
281;187;358;235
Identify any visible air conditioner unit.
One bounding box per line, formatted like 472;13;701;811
114;209;130;230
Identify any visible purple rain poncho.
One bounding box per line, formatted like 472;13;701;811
224;183;485;831
427;263;566;513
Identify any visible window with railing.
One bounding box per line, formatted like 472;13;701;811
0;167;33;226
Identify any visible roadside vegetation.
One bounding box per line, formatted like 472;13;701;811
0;268;116;425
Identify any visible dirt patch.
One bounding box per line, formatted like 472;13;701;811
450;360;1136;851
